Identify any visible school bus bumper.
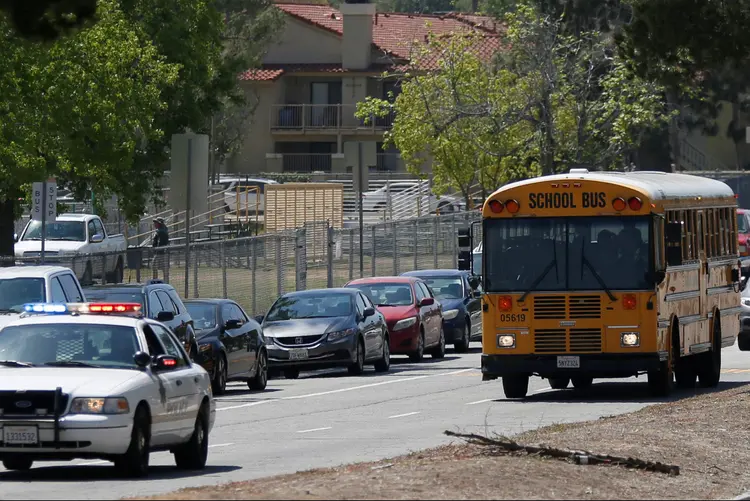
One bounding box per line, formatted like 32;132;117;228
481;353;665;379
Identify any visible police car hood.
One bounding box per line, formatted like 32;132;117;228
0;367;142;395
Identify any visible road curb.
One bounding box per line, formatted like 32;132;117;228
732;492;750;500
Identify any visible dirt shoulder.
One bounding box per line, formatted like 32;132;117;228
129;384;750;500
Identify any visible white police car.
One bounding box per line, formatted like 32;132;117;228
0;302;216;477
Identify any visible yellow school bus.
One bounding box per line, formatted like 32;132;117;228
457;168;743;398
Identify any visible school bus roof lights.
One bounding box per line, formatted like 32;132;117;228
628;197;643;211
505;199;520;214
612;197;627;211
488;200;504;213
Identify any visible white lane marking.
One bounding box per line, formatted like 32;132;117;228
532;386;553;394
466;398;493;405
216;368;477;412
297;427;332;434
388;411;420;419
209;443;234;448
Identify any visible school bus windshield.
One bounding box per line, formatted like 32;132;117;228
484;215;652;293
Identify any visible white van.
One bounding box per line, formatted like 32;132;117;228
213;176;279;215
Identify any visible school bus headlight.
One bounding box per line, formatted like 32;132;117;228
497;334;516;348
621;332;640;347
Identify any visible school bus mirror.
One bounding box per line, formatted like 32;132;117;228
468;275;481;289
458;250;472;271
457;228;471;248
731;268;740;283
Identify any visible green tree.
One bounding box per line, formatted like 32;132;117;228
0;0;177;258
0;0;99;41
357;3;671;198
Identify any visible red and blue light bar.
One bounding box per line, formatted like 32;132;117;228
22;302;143;316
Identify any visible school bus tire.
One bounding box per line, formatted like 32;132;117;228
648;322;677;397
571;376;593;390
697;315;722;388
502;375;529;399
548;377;569;390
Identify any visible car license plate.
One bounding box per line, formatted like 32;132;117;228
289;348;309;361
3;426;39;445
556;356;580;369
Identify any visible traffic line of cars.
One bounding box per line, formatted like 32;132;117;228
0;264;481;478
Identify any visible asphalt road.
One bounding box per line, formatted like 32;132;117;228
3;343;750;500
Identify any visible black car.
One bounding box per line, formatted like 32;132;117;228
259;288;390;379
184;299;268;395
401;269;482;352
82;280;198;359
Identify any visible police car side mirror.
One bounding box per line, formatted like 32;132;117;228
13;233;18;243
156;311;175;322
133;351;152;368
153;354;179;371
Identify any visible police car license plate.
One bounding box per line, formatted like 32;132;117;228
556;356;580;369
3;425;38;445
289;348;309;360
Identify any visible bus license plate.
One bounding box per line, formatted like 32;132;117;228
289;349;309;361
557;356;580;369
3;425;39;445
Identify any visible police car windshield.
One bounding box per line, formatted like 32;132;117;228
0;278;45;313
0;324;140;369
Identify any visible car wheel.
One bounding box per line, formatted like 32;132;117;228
284;369;300;379
348;338;365;375
430;327;446;359
409;331;425;362
2;458;33;471
248;350;268;391
114;406;150;478
212;355;227;395
374;332;391;373
454;323;470;353
174;404;209;470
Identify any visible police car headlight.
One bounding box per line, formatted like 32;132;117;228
70;397;130;415
442;309;459;320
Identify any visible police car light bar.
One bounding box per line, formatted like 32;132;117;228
22;302;143;316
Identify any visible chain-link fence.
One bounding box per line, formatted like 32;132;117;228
12;211;482;316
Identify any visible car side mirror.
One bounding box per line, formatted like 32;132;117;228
225;319;242;329
153;354;179;371
133;351;152;368
156;311;175;322
90;233;105;243
13;233;18;243
363;306;375;318
254;314;264;324
419;297;435;307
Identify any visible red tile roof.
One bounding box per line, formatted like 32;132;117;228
241;3;503;80
239;63;393;81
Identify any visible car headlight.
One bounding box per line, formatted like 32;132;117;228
442;309;459;320
621;332;640;347
199;344;212;353
69;397;130;415
328;328;356;342
393;316;418;331
496;334;515;348
265;336;276;346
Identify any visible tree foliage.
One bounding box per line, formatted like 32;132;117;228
357;3;672;198
0;0;98;41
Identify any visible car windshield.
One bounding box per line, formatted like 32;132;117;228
23;220;86;241
484;216;652;293
0;323;140;369
0;278;45;313
265;293;353;321
418;278;464;300
349;283;414;306
738;213;749;233
83;290;145;309
186;303;217;330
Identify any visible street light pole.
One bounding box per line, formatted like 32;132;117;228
358;142;364;278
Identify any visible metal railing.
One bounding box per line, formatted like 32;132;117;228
270;104;395;131
12;211;481;317
280;153;334;172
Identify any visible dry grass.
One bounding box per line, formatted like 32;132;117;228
127;383;750;500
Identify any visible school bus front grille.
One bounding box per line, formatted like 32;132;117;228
533;328;602;354
568;296;601;319
569;328;602;353
534;329;566;353
533;296;566;319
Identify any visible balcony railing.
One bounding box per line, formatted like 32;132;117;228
375;152;402;172
277;153;333;172
270;104;396;132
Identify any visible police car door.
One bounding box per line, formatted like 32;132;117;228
150;323;199;440
140;323;179;445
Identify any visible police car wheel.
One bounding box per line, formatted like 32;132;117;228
2;458;32;471
115;407;150;477
174;405;209;470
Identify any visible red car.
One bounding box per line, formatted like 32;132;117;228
739;208;750;258
344;276;445;361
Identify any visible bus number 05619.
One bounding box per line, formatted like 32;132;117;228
499;313;526;322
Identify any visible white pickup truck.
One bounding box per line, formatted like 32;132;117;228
14;214;127;285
